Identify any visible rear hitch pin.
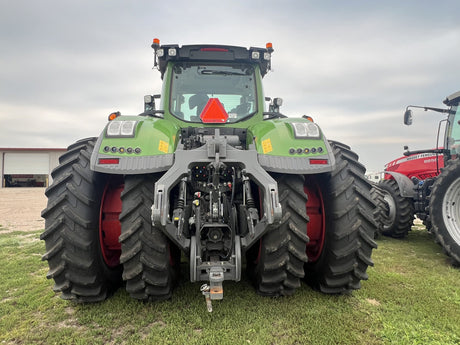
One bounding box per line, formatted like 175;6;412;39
200;266;225;312
200;284;213;312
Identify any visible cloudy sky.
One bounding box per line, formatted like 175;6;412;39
1;1;459;172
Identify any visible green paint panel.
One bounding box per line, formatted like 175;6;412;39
98;116;180;156
249;118;328;157
96;62;327;160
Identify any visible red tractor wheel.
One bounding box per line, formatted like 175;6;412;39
99;178;124;268
304;177;326;263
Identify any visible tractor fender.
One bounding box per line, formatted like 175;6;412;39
382;171;416;198
249;118;335;174
90;116;179;174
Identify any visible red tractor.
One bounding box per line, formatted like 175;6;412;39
378;91;460;265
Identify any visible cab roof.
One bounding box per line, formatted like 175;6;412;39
152;41;273;78
444;90;460;106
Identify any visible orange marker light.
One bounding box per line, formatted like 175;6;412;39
153;38;160;45
266;42;274;54
108;112;120;121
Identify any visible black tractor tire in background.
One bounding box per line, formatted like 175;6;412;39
40;138;122;302
370;184;389;238
248;174;309;296
429;159;460;266
377;179;414;238
304;141;378;293
119;174;180;300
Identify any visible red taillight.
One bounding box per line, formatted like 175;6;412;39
309;159;328;165
200;98;228;123
200;47;229;52
99;158;120;165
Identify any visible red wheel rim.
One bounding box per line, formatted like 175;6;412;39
304;177;325;262
99;178;123;267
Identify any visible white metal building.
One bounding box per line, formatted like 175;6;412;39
0;148;66;188
366;171;384;183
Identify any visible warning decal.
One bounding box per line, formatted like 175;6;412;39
262;138;273;154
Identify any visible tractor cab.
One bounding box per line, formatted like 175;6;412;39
403;90;460;161
169;63;256;123
443;91;460;159
149;39;275;126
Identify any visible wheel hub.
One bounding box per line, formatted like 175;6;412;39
382;191;397;230
442;176;460;244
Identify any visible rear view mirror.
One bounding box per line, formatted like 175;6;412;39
404;109;413;125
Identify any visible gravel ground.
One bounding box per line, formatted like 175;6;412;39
0;187;423;233
0;187;47;232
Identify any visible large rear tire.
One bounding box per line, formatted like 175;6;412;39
249;174;309;296
119;174;180;300
429;160;460;265
378;179;414;238
40;138;122;302
304;141;378;293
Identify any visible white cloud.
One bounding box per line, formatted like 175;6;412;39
1;0;459;172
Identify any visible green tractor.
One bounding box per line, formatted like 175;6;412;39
41;39;378;311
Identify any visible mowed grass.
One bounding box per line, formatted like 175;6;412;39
0;224;459;345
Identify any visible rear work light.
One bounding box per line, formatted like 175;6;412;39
99;158;120;165
106;120;137;137
291;122;320;139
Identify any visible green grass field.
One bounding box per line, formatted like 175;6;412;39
0;224;459;345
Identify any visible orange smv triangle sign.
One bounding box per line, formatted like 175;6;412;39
200;98;229;123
